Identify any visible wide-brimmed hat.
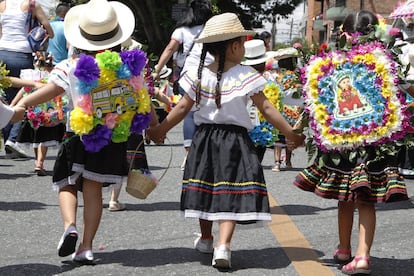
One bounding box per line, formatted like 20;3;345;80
195;13;255;43
273;47;299;60
122;38;143;50
154;65;172;79
64;0;135;51
241;39;276;66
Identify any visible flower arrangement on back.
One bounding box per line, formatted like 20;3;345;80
294;10;409;276
14;0;156;264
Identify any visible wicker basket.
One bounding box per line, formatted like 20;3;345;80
126;170;157;199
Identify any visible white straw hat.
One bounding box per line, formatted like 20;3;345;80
195;13;255;43
122;38;143;50
154;65;172;79
64;0;135;51
241;39;277;66
273;47;299;60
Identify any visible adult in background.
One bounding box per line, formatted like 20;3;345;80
47;2;70;65
153;0;213;170
0;0;54;158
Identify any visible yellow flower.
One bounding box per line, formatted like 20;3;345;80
119;110;135;123
99;69;116;84
137;88;151;113
69;107;94;135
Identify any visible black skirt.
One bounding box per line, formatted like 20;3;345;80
53;133;129;189
181;124;271;222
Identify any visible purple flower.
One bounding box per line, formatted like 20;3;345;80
120;49;147;76
82;124;112;152
74;54;100;83
130;113;151;134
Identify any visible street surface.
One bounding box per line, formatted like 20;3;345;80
0;122;413;275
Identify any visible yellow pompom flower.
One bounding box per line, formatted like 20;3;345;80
99;69;116;84
137;88;151;113
69;107;94;135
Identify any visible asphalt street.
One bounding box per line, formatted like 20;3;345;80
0;121;413;275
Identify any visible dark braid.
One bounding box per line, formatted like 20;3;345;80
204;37;242;108
196;45;208;107
215;46;225;108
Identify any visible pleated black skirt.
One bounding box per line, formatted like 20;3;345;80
181;124;271;222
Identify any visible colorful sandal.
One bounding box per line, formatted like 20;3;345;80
333;247;352;264
341;256;371;275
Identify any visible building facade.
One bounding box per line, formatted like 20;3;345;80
306;0;402;43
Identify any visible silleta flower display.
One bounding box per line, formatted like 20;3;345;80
70;49;152;152
302;41;410;152
248;82;281;147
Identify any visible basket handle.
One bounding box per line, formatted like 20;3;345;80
128;136;172;183
128;138;144;173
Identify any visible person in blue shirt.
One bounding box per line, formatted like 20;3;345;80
47;3;70;65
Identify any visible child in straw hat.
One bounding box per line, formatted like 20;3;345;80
15;0;158;264
147;12;304;269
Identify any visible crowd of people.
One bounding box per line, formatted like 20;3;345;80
0;0;412;274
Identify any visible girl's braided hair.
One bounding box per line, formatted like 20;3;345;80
195;37;241;108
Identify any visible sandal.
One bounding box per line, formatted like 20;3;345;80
285;161;292;169
34;161;48;176
272;161;281;172
108;200;126;212
333;247;352;264
341;256;371;275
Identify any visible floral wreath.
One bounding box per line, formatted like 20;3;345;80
70;50;152;152
25;77;68;129
302;41;410;152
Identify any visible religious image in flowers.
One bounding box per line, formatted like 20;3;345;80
69;49;152;152
303;42;410;152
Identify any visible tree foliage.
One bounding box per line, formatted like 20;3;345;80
65;0;303;58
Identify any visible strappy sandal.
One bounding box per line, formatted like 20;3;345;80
333;247;352;264
272;161;281;172
34;161;47;176
108;200;126;211
341;256;371;275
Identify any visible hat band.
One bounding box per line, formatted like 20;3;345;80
245;53;266;59
79;24;120;42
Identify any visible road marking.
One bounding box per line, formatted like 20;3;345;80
268;194;334;276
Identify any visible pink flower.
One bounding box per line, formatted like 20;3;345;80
104;112;118;129
76;94;92;115
129;75;143;91
293;42;302;49
389;27;401;37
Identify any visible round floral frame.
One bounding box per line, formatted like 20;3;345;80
303;42;409;152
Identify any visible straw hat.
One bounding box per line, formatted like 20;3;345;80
64;0;135;51
154;65;172;79
241;39;276;66
273;47;299;61
122;38;143;50
195;13;255;43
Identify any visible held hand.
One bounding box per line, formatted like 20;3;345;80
11;105;26;123
151;72;160;81
286;133;305;151
146;125;165;145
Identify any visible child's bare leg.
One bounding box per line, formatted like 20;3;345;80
355;201;375;258
78;179;103;251
199;219;213;239
59;184;78;230
338;201;354;252
217;220;236;248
